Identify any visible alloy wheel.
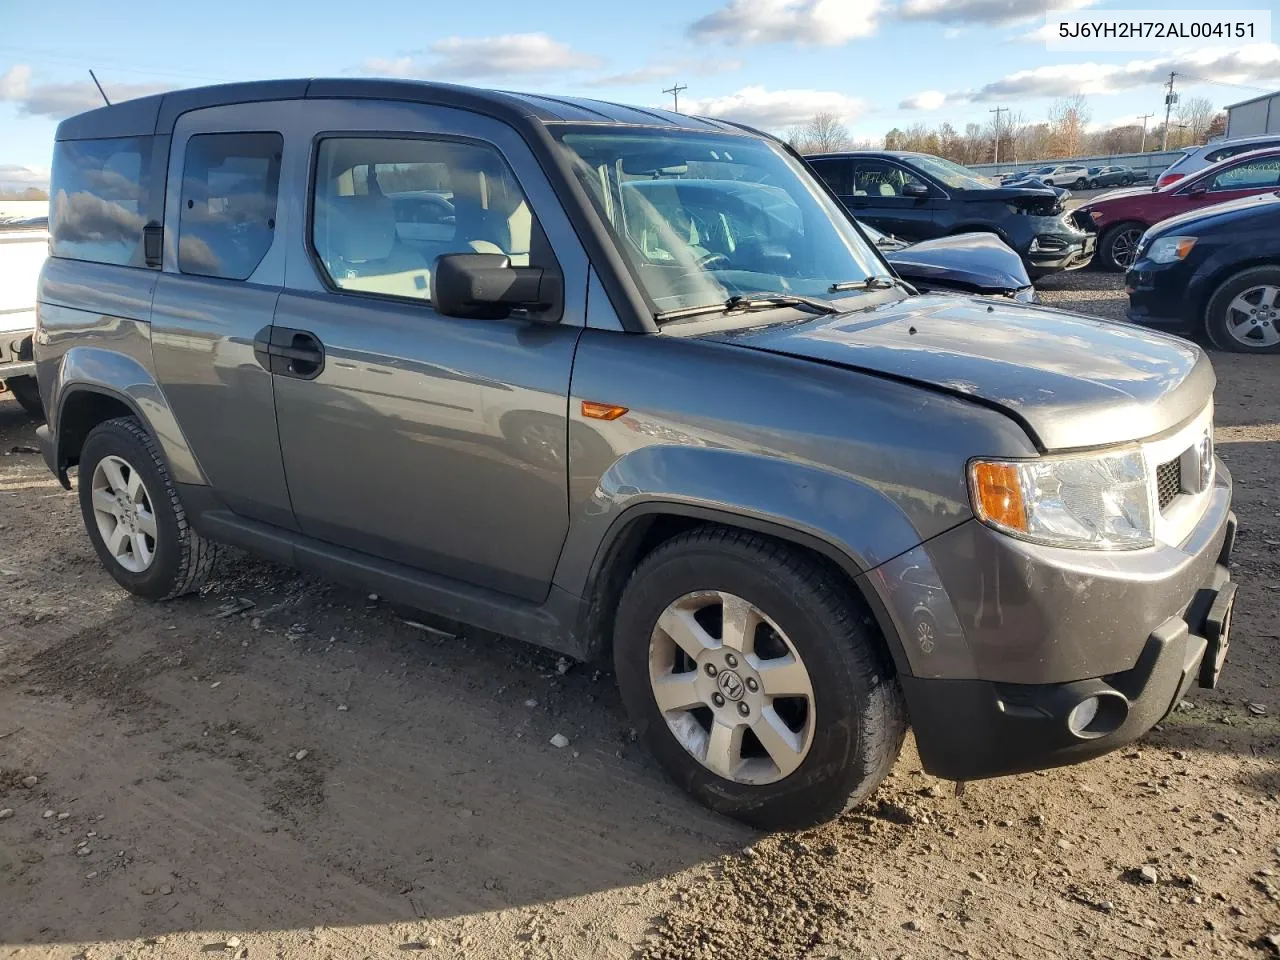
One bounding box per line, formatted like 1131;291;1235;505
648;591;815;785
1109;227;1143;269
90;454;158;573
1223;284;1280;349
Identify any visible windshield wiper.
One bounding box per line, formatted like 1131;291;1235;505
830;275;918;294
654;292;841;324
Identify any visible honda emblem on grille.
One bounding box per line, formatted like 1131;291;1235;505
1197;432;1214;492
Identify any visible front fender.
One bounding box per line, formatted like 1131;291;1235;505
51;346;207;486
556;444;941;590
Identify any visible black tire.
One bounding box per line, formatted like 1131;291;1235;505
1099;221;1145;271
1073;177;1087;189
1086;179;1097;189
78;416;218;600
613;526;906;830
1203;265;1280;354
6;376;43;419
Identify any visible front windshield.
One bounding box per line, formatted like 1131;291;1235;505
908;155;994;190
554;127;883;316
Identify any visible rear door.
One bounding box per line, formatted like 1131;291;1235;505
270;101;588;602
847;158;940;240
149;103;296;528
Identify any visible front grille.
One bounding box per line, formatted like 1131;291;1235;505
1156;458;1182;511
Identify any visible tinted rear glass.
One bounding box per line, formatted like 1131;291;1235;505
178;132;283;280
49;136;152;266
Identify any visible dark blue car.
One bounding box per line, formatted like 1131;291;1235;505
1126;191;1280;353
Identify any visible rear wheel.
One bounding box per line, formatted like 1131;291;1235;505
613;526;906;829
6;376;43;419
1099;221;1145;271
78;417;218;599
1204;266;1280;354
1073;177;1088;189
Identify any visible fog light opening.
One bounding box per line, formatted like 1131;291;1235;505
1066;692;1128;740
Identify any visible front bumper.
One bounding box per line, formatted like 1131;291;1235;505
1125;258;1195;329
900;514;1235;781
1024;226;1096;275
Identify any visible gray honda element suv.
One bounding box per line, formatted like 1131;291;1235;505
34;80;1236;828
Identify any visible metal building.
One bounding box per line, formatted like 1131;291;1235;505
1225;91;1280;138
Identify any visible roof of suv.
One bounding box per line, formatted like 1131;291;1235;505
55;78;747;141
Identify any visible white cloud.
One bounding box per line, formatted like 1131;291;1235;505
682;85;867;129
899;89;949;110
361;33;602;81
583;58;743;89
0;65;170;120
1011;22;1057;43
967;45;1280;101
0;163;49;190
690;0;882;46
898;0;1099;27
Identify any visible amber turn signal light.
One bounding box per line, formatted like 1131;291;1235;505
969;461;1027;532
581;401;628;421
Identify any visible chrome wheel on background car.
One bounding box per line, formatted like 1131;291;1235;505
649;590;816;784
1101;223;1144;271
90;454;158;572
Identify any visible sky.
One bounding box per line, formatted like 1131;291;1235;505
3;0;1280;189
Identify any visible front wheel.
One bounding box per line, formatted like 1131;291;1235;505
1204;266;1280;354
78;417;219;599
1099;222;1145;271
613;526;906;829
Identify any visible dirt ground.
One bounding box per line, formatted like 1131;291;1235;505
1;271;1278;960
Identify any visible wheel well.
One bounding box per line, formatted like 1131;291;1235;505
1195;257;1280;327
57;390;136;470
581;511;902;670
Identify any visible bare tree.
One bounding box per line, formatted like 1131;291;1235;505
787;112;851;154
1048;95;1091;158
1176;96;1216;143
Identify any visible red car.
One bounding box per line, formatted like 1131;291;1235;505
1076;147;1280;270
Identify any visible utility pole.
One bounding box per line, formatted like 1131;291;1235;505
989;106;1008;165
1160;72;1177;151
662;83;687;113
1137;112;1155;152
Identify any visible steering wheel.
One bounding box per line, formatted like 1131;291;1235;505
696;252;732;270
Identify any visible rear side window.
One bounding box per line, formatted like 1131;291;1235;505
310;136;543;302
178;132;282;280
1206;156;1280;191
1205;141;1275;164
49;136;152;266
807;158;852;195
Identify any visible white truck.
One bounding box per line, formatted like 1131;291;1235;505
0;218;47;417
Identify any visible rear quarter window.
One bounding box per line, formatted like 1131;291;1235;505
49;136;152;266
178;132;283;281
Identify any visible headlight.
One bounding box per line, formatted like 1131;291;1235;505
1146;236;1197;263
969;449;1153;550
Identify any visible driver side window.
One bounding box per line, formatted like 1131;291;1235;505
852;160;926;198
1207;158;1280;192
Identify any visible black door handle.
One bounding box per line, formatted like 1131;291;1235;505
252;326;325;380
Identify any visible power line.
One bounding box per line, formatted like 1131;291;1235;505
662;83;687;113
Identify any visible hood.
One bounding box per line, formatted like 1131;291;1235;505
885;232;1030;293
1083;185;1155;208
1147;191;1280;236
706;295;1213;451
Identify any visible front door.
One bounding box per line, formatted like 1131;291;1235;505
149;106;296;528
271;115;586;602
846;159;939;241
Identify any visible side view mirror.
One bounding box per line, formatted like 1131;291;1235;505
432;253;563;322
902;182;930;199
1187;184;1209;198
